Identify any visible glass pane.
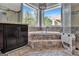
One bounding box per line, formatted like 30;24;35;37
44;7;61;27
22;4;37;27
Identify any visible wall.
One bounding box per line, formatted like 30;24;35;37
72;14;79;27
71;4;79;33
71;5;79;27
0;10;19;24
0;4;21;24
6;11;18;23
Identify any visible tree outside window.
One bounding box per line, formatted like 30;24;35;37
22;4;37;27
44;7;61;27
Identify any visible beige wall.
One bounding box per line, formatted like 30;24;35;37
72;14;79;26
0;11;19;24
0;3;21;24
6;11;18;23
71;4;79;27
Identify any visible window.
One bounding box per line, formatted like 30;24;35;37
22;4;37;27
43;7;61;27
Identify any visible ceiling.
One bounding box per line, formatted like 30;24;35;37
0;3;60;12
26;3;60;10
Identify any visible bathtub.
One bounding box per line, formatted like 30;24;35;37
28;31;62;49
28;31;61;40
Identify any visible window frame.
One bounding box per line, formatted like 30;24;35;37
21;3;38;27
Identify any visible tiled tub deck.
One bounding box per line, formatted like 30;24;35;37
28;31;63;50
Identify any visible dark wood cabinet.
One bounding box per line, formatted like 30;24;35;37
0;23;28;53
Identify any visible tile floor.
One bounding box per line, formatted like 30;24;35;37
0;45;71;56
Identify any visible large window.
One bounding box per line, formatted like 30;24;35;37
43;7;61;27
22;4;37;27
22;4;61;27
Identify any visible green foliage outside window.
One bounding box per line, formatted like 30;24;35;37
24;16;36;26
43;17;52;27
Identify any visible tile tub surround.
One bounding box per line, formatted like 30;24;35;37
28;40;63;50
28;31;61;40
28;27;62;32
28;31;63;50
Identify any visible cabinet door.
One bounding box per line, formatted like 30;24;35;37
0;24;3;48
4;24;18;50
21;25;28;44
18;25;28;46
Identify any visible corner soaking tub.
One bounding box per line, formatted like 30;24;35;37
28;31;63;50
